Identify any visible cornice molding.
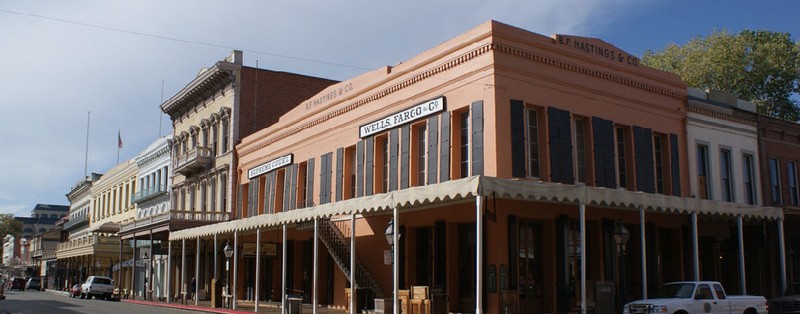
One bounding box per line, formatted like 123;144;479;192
687;105;757;127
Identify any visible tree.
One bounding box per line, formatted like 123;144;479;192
642;30;800;121
0;214;23;240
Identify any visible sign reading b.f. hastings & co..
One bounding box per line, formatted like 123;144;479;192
248;154;293;179
359;96;445;138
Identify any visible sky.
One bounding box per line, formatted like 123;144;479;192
1;0;799;218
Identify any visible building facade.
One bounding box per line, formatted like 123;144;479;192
165;21;785;314
159;50;336;301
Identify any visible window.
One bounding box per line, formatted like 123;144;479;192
191;132;197;149
220;174;227;212
770;158;782;205
459;111;470;179
517;220;543;310
201;182;207;212
697;144;710;199
574;117;587;183
616;127;629;189
345;146;357;199
210;179;217;212
379;136;389;193
789;161;799;205
743;154;756;205
654;134;665;194
526;108;541;178
202;129;208;147
222;119;230;153
720;149;733;202
298;162;308;208
212;123;219;156
413;124;427;186
695;284;713;300
189;184;196;210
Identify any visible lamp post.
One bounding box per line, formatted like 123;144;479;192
142;253;149;301
614;221;630;307
385;218;401;314
223;241;233;309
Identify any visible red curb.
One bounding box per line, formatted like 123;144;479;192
122;299;252;314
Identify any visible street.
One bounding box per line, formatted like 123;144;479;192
0;290;192;314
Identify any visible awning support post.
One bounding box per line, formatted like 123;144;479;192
579;203;587;314
640;206;647;300
692;212;700;281
476;196;483;314
737;215;747;295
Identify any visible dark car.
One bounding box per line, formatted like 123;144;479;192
69;284;81;298
769;282;800;313
25;278;41;291
9;277;26;291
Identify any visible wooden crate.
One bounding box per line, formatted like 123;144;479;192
411;286;429;300
398;290;410;314
410;299;431;314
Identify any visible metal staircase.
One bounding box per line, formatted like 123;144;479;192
318;218;385;298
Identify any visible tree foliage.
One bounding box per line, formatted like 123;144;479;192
642;29;800;121
0;214;23;239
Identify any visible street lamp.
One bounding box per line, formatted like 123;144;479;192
614;221;630;307
95;260;101;275
142;253;149;301
223;241;233;308
385;218;402;314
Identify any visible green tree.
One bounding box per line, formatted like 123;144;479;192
0;214;23;240
642;30;800;121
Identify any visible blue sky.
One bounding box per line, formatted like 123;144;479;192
0;0;798;218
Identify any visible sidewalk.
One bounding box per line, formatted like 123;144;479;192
121;298;347;314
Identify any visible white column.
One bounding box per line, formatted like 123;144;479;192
255;228;261;312
233;230;238;310
181;239;186;302
737;215;747;294
393;207;399;314
195;237;200;305
282;224;287;311
475;196;483;314
579;204;586;314
167;240;172;304
351;213;356;314
779;218;788;293
692;212;700;281
313;218;319;314
639;206;647;299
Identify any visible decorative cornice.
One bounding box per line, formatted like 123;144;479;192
161;63;238;118
687;105;758;127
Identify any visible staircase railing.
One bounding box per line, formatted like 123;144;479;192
318;217;384;298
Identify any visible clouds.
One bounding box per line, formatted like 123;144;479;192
0;0;652;217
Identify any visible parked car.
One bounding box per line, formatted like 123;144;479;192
9;277;26;291
767;282;800;313
80;276;113;300
623;281;766;314
25;278;41;291
69;284;81;298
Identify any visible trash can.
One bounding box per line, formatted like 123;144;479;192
286;294;303;314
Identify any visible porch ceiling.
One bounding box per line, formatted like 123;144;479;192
169;175;783;241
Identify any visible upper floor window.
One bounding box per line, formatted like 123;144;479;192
788;161;798;205
696;144;710;199
720;149;733;202
458;111;470;179
212;124;219;156
202;129;209;147
770;158;782;205
573;117;588;183
654;134;666;194
616;127;631;189
412;123;427;186
378;135;389;193
222;119;230;153
345;146;357;199
743;154;756;205
526;108;541;178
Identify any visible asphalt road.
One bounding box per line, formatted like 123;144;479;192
0;289;193;314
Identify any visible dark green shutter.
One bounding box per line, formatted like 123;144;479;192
440;112;451;182
548;107;573;184
365;137;374;196
427;116;439;185
390;129;399;191
336;148;343;201
510;100;526;178
670;133;681;196
357;140;365;197
592;117;616;188
306;158;315;207
471;100;484;176
401;125;410;189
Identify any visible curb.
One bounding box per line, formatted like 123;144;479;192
121;299;252;314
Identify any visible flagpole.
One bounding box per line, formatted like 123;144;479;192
84;111;90;178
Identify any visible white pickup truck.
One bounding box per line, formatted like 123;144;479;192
622;281;766;314
80;275;114;300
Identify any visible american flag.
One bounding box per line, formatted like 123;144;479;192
118;130;123;148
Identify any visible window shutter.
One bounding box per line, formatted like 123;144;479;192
633;126;645;192
642;128;655;193
548;107;573;184
592;117;616;188
306;158;315;208
320;153;332;205
290;164;298;210
427;116;439;185
264;172;273;214
510;100;525;178
670;133;681;196
401;125;410;189
390;128;399;191
283;168;292;211
471;100;484;176
440;112;451;182
336;148;343;201
365;137;374;196
357;140;365;197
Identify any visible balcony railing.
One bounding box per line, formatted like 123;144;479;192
131;184;169;204
119;209;230;234
32;249;56;259
174;146;213;175
64;214;90;231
